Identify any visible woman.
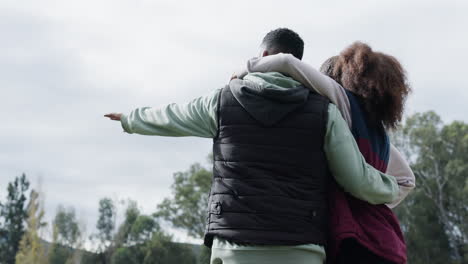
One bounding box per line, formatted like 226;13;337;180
236;42;414;264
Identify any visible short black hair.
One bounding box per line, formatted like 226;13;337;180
261;28;304;60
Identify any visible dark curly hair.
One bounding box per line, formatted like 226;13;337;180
322;42;411;129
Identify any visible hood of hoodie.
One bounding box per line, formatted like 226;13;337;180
229;72;309;126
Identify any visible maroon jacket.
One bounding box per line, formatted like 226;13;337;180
327;91;407;264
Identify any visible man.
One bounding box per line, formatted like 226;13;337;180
105;28;399;264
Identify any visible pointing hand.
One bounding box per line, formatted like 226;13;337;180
104;113;122;121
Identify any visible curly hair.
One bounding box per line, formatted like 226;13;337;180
324;42;411;129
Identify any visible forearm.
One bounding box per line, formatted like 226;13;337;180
121;89;220;138
386;144;416;208
324;105;399;204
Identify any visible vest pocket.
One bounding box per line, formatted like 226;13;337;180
210;202;222;215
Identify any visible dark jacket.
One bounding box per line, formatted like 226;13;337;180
204;78;331;247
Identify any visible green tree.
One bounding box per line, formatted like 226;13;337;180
111;201;196;264
112;231;196;264
394;111;468;264
113;200;140;248
48;244;71;264
156;163;212;239
53;205;81;247
15;190;48;264
0;173;30;264
49;205;82;264
92;197;116;264
141;231;196;264
111;202;149;264
96;198;116;243
155;161;213;264
114;200;159;248
129;215;159;245
111;247;140;264
198;247;212;264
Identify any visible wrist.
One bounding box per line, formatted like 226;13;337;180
120;114;132;133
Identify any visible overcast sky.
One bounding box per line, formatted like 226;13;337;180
1;0;467;245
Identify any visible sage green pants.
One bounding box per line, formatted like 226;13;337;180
210;248;325;264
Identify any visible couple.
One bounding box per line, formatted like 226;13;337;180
105;28;415;264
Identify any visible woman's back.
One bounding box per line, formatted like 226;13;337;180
328;89;406;264
325;42;411;264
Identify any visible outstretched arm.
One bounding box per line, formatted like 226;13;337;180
324;104;399;204
104;89;221;138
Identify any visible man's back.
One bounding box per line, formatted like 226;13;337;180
206;80;331;247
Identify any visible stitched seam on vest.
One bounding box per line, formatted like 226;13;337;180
210;236;324;246
220;105;322;112
210;192;325;198
214;142;322;151
208;227;321;233
211;177;321;183
210;197;326;206
213;160;316;169
207;228;323;237
211;177;323;186
218;125;322;132
208;211;319;220
208;212;322;219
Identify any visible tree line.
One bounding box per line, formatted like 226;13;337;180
0;175;198;264
0;111;466;264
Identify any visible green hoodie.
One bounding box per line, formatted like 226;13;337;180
120;72;399;264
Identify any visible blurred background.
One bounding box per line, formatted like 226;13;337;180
0;0;467;263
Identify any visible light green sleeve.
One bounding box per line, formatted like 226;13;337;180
120;88;221;138
324;104;399;204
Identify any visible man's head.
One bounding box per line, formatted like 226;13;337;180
260;28;304;60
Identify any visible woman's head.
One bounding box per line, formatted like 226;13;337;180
321;42;411;129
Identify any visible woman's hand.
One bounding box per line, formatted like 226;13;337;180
230;73;238;81
104;113;122;121
230;68;249;82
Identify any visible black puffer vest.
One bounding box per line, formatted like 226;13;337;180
204;85;330;247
